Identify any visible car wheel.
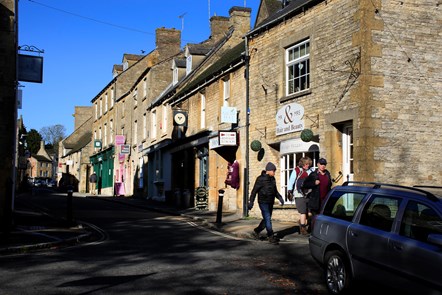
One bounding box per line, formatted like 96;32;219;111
324;250;352;295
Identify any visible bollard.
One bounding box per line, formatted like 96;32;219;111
216;189;225;224
66;185;74;226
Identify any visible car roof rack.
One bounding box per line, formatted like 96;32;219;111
342;181;439;202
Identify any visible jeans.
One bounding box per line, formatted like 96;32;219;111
255;202;274;237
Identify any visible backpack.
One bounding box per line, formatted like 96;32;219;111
296;168;313;197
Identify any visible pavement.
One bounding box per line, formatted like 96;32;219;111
0;191;309;256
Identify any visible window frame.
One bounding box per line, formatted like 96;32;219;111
286;39;310;96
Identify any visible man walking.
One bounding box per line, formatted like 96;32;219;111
248;162;284;244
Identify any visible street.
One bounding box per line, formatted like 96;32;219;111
0;192;326;294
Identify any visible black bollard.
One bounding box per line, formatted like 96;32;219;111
216;189;225;224
66;185;73;226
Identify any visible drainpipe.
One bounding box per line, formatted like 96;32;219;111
243;37;250;218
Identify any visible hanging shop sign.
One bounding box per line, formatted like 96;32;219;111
220;106;238;123
115;135;125;146
219;131;238;146
276;102;305;136
18;54;43;83
94;140;102;149
173;110;188;126
121;144;131;154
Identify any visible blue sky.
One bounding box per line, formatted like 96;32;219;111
18;0;259;136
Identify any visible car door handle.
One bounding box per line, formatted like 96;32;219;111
349;230;358;237
391;242;403;251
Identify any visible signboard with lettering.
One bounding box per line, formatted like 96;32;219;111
219;131;237;146
221;106;237;123
276;103;305;136
121;144;131;154
115;135;125;146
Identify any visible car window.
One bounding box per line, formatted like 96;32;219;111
323;191;366;221
359;195;401;232
400;200;442;242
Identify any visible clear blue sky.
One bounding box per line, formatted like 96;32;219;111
18;0;259;136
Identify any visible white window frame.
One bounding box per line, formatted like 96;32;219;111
105;93;108;113
286;39;310;96
110;119;113;144
99;98;103;117
104;123;107;147
223;77;230;107
111;87;115;108
280;149;319;203
143;78;147;98
342;125;354;182
173;67;179;85
133;88;138;107
186;55;192;75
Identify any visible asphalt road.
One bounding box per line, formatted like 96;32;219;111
0;192;327;294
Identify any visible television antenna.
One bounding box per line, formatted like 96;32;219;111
178;12;187;31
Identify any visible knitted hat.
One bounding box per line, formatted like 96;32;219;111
265;162;277;171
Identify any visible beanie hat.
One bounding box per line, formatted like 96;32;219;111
265;162;277;171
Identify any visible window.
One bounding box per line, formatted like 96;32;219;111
286;39;310;95
200;93;206;129
143;79;147;98
343;125;354;181
162;106;167;134
105;93;108;113
94;103;98;120
359;195;401;232
173;67;179;85
104;123;107;146
133;88;138;107
111;87;115;108
323;191;366;221
110;119;113;144
280;150;319;203
143;113;147;139
186;55;192;74
99;98;103;117
197;147;209;187
400;201;442;242
151;110;157;139
223;77;230;106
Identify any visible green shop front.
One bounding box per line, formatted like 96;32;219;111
90;146;115;195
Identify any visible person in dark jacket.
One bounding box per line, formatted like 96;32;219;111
248;162;284;244
303;158;332;217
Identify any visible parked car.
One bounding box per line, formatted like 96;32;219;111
309;182;442;295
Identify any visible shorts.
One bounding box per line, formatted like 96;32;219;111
295;197;308;214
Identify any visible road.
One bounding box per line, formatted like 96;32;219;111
0;192;327;294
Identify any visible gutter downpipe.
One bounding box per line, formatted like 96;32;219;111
243;36;250;218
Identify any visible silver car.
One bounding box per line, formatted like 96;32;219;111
309;182;442;295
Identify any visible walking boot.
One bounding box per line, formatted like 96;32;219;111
300;225;308;235
251;229;260;240
268;235;279;245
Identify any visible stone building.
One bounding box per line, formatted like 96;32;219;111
143;7;252;213
90;27;181;196
27;140;53;179
58;106;93;192
245;0;442;220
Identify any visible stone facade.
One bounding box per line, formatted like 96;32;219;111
245;0;441;219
